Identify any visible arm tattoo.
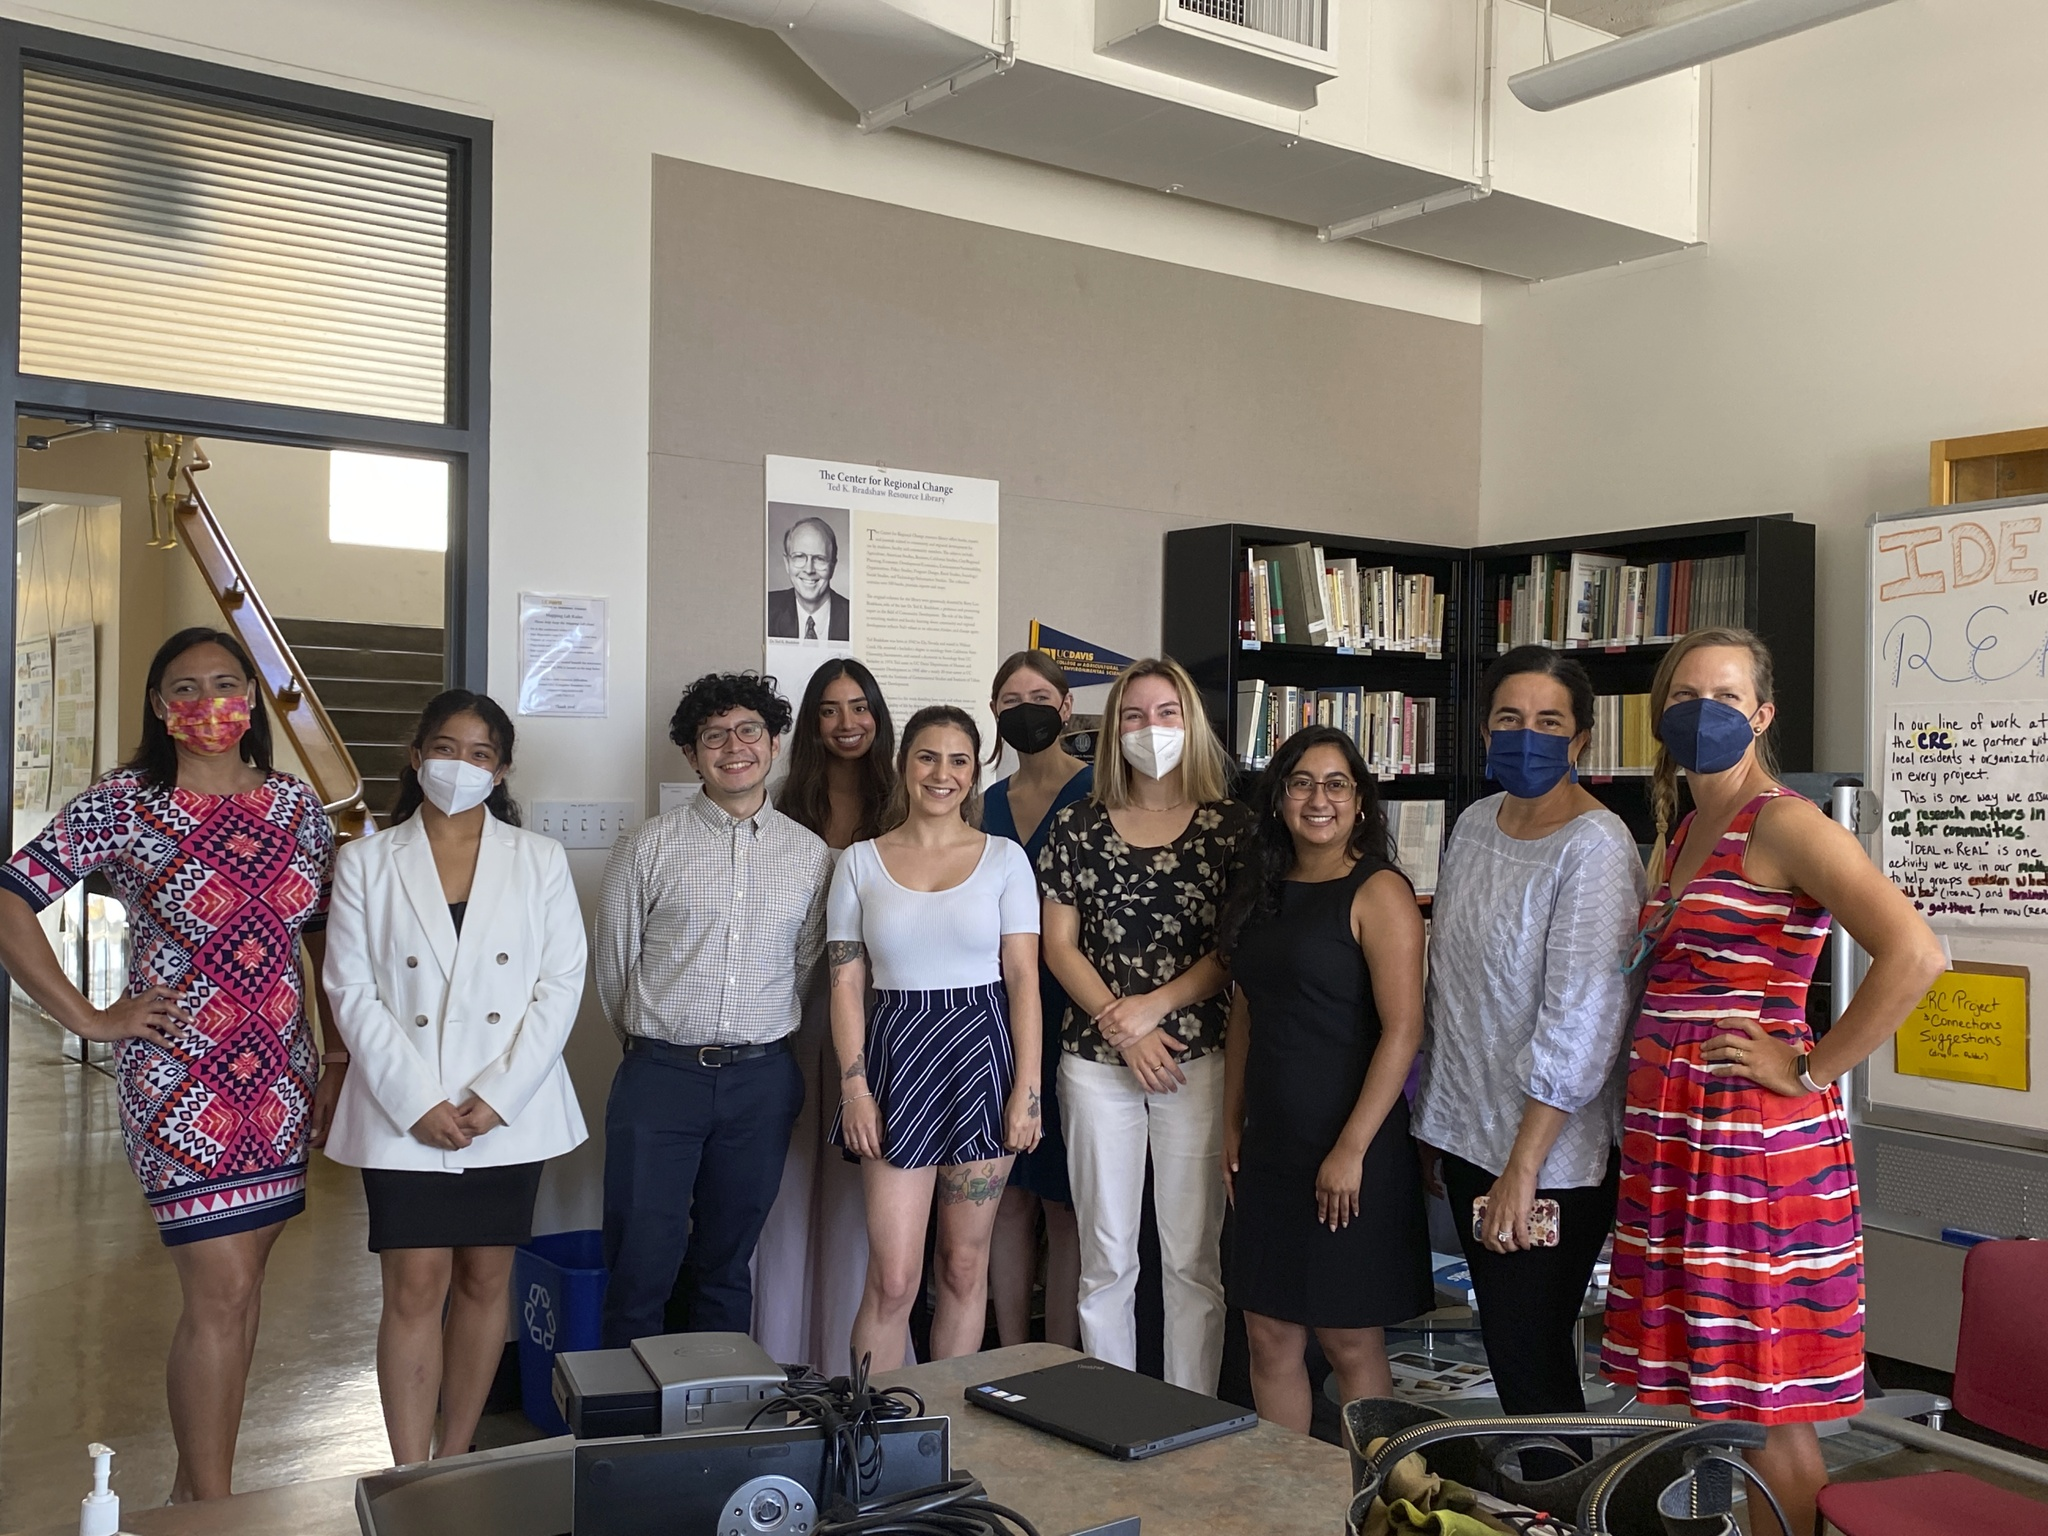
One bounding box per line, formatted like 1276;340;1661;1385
1027;1087;1042;1120
938;1165;1009;1207
827;940;867;971
841;1051;866;1082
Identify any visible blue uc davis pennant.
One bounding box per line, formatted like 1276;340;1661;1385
1028;621;1133;682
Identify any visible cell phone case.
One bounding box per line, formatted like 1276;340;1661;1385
1472;1195;1561;1248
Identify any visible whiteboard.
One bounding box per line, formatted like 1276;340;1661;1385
1865;496;2048;1143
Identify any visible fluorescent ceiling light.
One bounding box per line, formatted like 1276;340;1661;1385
1509;0;1899;111
328;450;448;551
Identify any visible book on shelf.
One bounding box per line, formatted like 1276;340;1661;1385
1235;680;1438;778
1494;552;1746;651
1240;543;1444;654
1390;799;1445;897
1580;692;1655;775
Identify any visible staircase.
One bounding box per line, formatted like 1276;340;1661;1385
275;619;445;818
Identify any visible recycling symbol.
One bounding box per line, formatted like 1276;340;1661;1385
524;1282;558;1350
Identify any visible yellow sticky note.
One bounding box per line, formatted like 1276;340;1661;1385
1894;963;2031;1092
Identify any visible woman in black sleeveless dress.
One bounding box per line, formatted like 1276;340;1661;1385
1219;725;1433;1432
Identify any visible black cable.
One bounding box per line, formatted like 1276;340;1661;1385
1689;1452;1793;1536
748;1351;926;1506
815;1476;1041;1536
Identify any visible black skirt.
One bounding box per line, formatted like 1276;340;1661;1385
361;1161;545;1252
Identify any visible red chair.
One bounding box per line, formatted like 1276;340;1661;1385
1818;1238;2048;1535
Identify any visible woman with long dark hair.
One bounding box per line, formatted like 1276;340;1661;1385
982;650;1090;1350
1413;645;1643;1425
322;689;587;1463
755;659;899;1366
0;627;335;1501
1218;724;1432;1432
831;705;1044;1369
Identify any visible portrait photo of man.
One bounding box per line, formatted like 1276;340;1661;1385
766;505;851;641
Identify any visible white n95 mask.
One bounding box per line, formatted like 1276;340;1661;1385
1119;725;1186;781
419;757;497;816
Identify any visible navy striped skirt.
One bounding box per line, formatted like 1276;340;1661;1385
831;984;1014;1169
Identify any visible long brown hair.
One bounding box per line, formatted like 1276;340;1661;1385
1646;626;1780;867
1092;656;1230;810
777;659;895;842
880;706;984;833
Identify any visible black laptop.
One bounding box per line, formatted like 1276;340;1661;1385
966;1356;1257;1461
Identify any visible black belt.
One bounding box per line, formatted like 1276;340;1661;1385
625;1034;792;1068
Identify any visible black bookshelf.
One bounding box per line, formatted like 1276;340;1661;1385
1162;515;1815;846
1160;523;1469;817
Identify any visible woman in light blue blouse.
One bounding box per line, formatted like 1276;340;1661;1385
1414;645;1645;1418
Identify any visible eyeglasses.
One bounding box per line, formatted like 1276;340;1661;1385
787;555;833;572
1282;773;1357;802
698;720;768;749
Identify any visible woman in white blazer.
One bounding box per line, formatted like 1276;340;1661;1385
322;690;587;1465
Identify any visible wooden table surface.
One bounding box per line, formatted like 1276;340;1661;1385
14;1343;1351;1536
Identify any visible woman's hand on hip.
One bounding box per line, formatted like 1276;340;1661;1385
308;1061;348;1147
410;1101;473;1151
1096;992;1168;1051
1314;1142;1366;1232
1702;1017;1807;1096
1003;1082;1043;1154
840;1089;884;1161
456;1096;504;1136
1478;1163;1540;1254
1118;1029;1188;1094
82;985;188;1046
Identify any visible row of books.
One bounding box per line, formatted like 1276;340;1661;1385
1240;541;1445;654
1494;552;1747;650
1234;680;1440;778
1581;693;1655;776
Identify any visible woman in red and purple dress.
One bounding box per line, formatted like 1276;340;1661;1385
0;627;337;1503
1601;628;1944;1536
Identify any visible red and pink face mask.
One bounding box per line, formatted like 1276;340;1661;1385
162;694;252;754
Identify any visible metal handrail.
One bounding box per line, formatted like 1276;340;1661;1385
174;456;373;842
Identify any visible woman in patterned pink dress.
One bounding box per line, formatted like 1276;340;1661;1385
0;628;336;1503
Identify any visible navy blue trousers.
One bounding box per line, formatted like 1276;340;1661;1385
600;1041;804;1347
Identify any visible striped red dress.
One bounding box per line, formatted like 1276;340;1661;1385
1600;788;1864;1423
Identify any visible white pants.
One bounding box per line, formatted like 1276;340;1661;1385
1060;1050;1226;1394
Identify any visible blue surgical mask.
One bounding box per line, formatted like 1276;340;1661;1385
1485;729;1575;800
1660;697;1757;775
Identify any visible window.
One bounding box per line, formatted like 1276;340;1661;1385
328;450;448;551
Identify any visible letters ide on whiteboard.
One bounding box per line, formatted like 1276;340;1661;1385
1874;509;2048;927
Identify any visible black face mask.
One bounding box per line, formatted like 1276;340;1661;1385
996;702;1064;755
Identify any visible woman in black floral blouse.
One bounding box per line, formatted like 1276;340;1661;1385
1040;655;1251;1394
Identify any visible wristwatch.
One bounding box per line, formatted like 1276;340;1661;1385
1797;1048;1825;1096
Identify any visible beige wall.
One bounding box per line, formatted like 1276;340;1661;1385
648;158;1483;788
1477;0;2048;773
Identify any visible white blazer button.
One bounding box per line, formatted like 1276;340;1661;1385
406;956;419;968
496;952;509;964
487;1011;501;1024
413;1014;428;1027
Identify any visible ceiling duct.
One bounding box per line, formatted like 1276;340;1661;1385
1508;0;1898;110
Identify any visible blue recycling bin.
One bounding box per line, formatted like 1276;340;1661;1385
514;1229;608;1434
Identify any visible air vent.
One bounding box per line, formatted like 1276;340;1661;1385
1097;0;1336;109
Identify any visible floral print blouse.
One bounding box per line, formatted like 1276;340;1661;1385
1038;798;1253;1064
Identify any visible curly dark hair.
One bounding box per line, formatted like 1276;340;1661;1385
1218;724;1393;960
668;671;793;751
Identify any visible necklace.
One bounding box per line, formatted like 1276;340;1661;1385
1134;798;1189;813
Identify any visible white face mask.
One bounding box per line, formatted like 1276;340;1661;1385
1119;724;1185;781
419;757;497;817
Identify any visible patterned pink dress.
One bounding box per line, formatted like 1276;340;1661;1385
3;771;334;1245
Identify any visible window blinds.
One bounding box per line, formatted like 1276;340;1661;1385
21;68;452;422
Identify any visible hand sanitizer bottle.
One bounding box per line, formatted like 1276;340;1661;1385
79;1442;119;1536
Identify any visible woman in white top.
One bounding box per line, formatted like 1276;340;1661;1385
323;690;588;1464
830;704;1043;1370
1413;646;1643;1426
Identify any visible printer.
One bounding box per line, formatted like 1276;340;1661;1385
552;1331;788;1439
